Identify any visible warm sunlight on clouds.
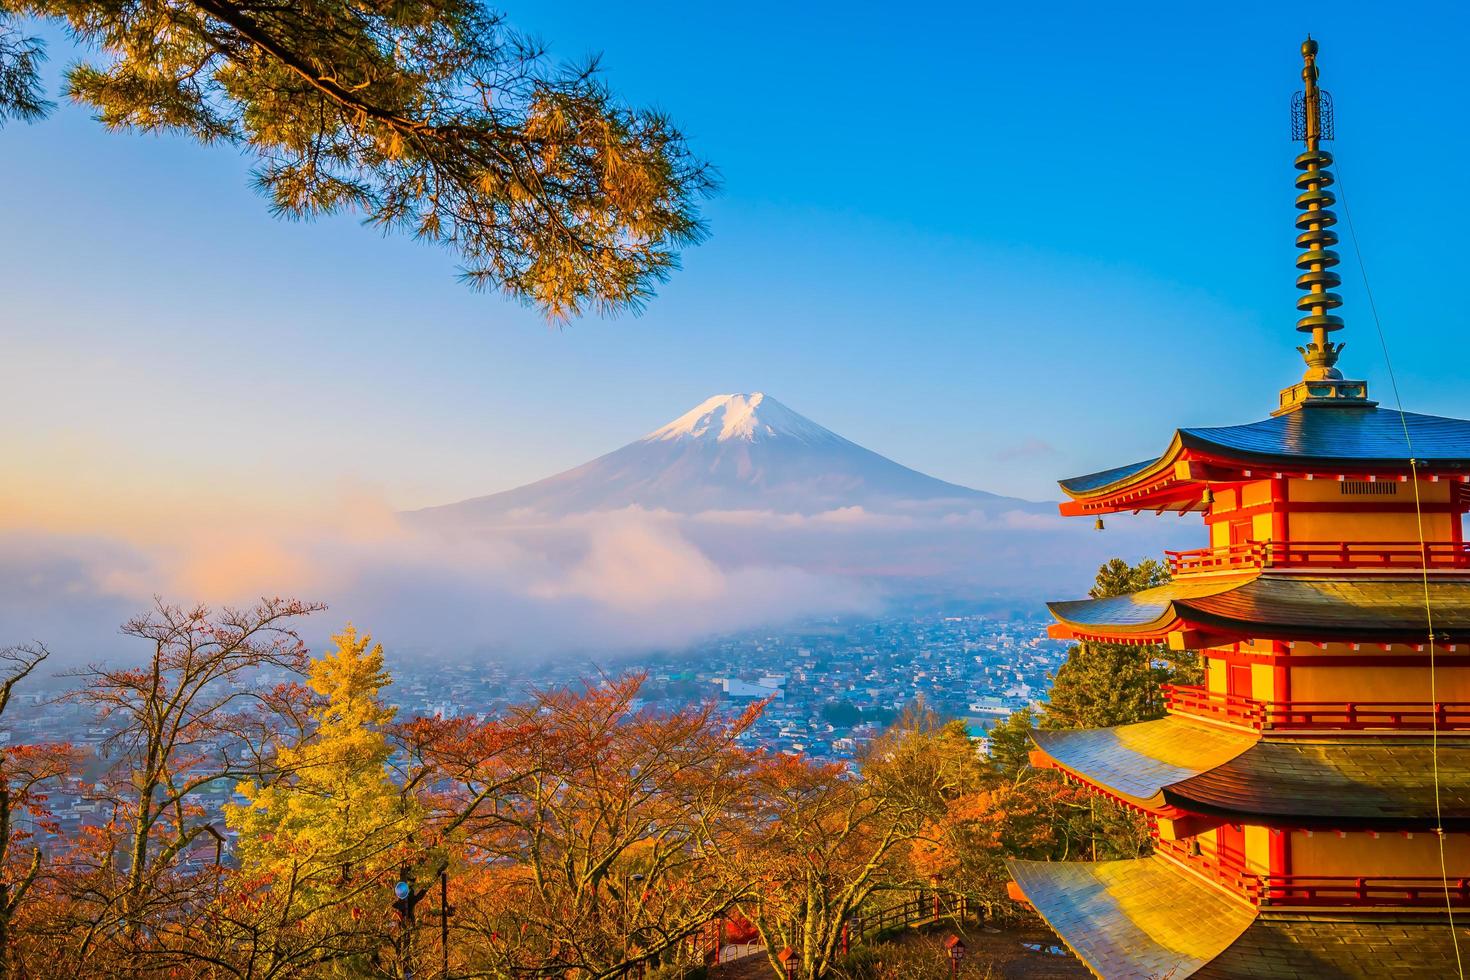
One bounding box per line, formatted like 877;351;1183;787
0;479;881;663
1;461;1157;665
535;518;727;608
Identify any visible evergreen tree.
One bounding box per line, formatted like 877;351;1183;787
224;625;423;973
1041;557;1202;730
985;707;1037;778
1;0;714;317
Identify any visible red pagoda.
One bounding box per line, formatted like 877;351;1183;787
1005;40;1470;978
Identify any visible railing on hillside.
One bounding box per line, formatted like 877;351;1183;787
1163;684;1470;732
694;918;764;967
695;892;972;972
1154;835;1470;908
1165;540;1470;576
845;891;969;945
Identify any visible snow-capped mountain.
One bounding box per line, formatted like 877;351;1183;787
642;393;846;446
412;393;1046;522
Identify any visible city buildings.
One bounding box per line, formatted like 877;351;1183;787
7;610;1070;845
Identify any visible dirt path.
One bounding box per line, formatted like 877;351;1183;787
708;923;1087;980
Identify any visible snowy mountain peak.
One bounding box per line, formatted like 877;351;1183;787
642;393;843;445
410;390;1037;523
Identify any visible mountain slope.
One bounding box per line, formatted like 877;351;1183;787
412;393;1043;521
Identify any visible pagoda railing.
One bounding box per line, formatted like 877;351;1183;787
1163;685;1470;732
1154;836;1470;908
1165;540;1470;576
1152;836;1258;895
1265;701;1470;731
1161;684;1266;729
1254;875;1470;908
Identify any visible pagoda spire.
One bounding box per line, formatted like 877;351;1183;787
1276;37;1372;414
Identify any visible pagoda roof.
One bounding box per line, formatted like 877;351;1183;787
1006;855;1255;979
1008;855;1465;979
1058;405;1470;511
1030;715;1255;808
1194;911;1468;979
1179;407;1470;467
1033;716;1470;827
1173;737;1470;826
1047;573;1470;644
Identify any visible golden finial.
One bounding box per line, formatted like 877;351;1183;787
1275;37;1373;414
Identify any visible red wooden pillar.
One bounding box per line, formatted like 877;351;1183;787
1270;477;1289;544
1273;640;1291;711
1268;825;1291;901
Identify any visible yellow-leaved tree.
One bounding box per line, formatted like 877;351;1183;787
216;625;426;977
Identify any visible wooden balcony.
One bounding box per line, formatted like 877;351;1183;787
1163;684;1470;733
1257;874;1470;908
1162;684;1266;729
1165;540;1470;577
1152;836;1257;896
1154;835;1470;908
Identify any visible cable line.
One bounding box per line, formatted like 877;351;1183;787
1337;159;1464;978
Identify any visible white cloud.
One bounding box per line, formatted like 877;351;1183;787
0;494;878;665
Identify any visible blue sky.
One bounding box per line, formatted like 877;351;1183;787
4;0;1468;512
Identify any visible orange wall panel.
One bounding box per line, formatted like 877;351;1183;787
1292;831;1470;877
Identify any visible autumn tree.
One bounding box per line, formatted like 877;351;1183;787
214;624;423;978
719;709;966;980
1042;557;1201;730
1;0;714;317
61;597;322;972
900;704;1151;919
0;644;80;980
912;769;1149;918
436;675;759;979
860;704;988;818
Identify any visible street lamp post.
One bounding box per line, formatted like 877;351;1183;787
944;935;967;978
393;878;416;979
437;870;453;979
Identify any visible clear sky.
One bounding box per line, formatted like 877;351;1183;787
5;0;1468;525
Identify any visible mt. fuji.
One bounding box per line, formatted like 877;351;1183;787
413;393;1045;522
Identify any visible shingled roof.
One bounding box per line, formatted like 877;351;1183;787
1032;717;1470;828
1007;855;1255;979
1193;912;1469;979
1058;405;1470;500
1031;716;1255;808
1008;856;1469;980
1171;737;1470;827
1180;408;1470;469
1047;573;1470;643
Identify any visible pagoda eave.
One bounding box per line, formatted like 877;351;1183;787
1057;408;1470;514
1028;716;1256;811
1046;573;1470;647
1007;856;1467;979
1038;746;1470;832
1031;720;1470;828
1006;855;1256;979
1049;617;1470;648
